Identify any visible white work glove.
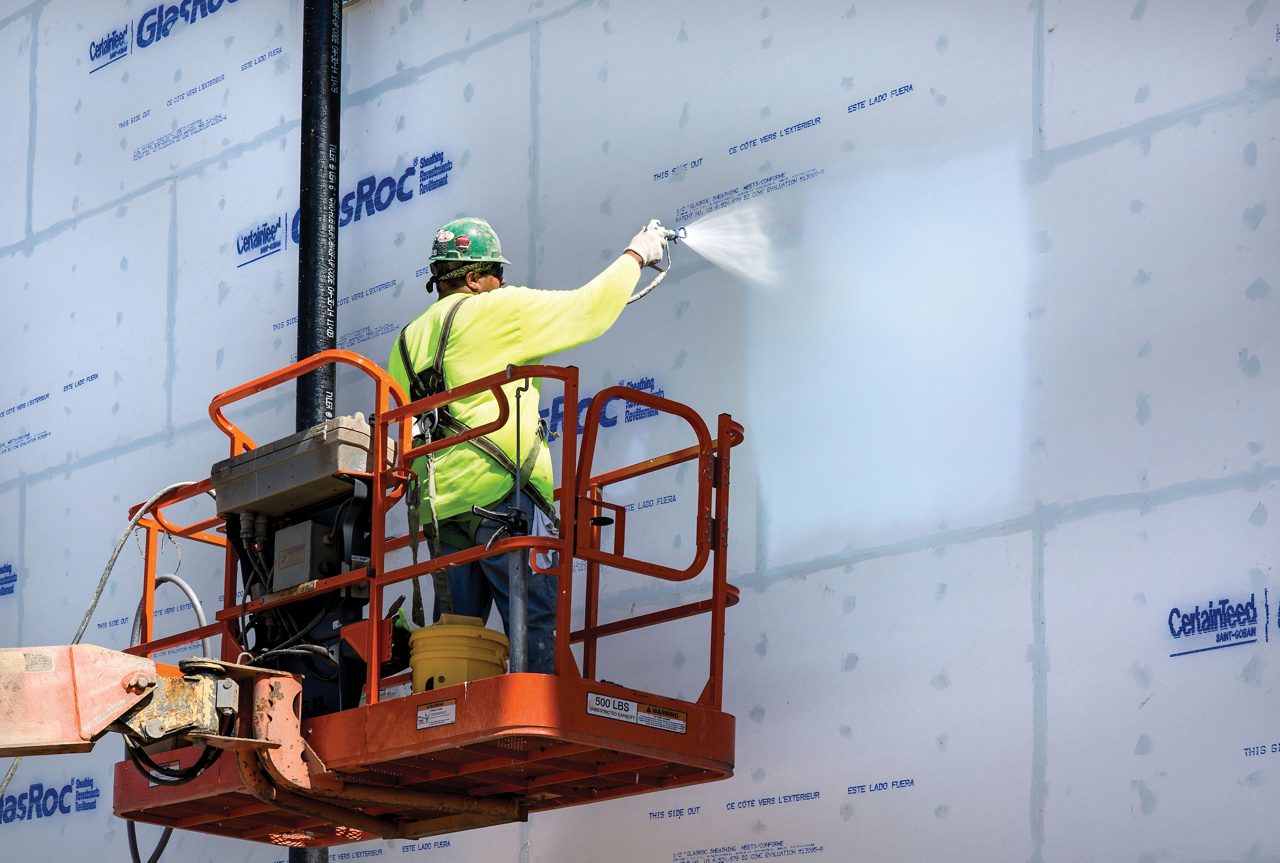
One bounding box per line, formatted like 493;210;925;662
625;219;669;267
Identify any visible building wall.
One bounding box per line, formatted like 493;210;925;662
0;1;1277;860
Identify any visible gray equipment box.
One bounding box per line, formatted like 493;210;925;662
210;414;393;516
272;520;339;591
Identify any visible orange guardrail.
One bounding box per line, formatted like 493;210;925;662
124;349;742;711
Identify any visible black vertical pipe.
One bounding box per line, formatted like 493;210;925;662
295;0;342;433
292;5;340;861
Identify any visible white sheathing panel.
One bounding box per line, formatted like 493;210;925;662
537;0;1033;244
0;185;170;476
31;0;302;231
540;0;1036;553
0;14;31;247
743;153;1033;553
536;534;1036;862
171;132;302;429
336;28;535;393
340;0;581;96
1;2;1278;860
20;423;230;654
0;743;120;852
1043;0;1276;150
1043;483;1279;860
6;423;252;852
0;2;32;21
1025;97;1280;503
0;486;22;647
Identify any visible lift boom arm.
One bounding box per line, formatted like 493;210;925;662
0;644;228;757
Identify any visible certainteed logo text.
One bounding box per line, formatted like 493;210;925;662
88;23;131;73
88;0;246;73
1167;591;1264;658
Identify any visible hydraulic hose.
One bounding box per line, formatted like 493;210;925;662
127;822;172;863
125;567;214;862
0;480;200;863
76;481;199;644
0;482;198;800
131;572;213;657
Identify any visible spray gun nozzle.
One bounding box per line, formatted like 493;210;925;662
647;218;686;243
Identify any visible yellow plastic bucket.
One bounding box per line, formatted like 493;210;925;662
409;614;509;692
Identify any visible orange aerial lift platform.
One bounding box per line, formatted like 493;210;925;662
1;349;743;849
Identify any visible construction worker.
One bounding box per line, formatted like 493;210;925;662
388;216;669;674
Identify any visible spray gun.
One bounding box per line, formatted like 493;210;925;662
626;219;687;305
658;222;689;243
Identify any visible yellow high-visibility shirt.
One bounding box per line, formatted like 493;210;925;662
388;255;640;522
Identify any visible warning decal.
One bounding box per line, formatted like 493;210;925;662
638;703;687;734
587;692;686;734
416;698;457;730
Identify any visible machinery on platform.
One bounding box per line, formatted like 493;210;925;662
0;349;743;848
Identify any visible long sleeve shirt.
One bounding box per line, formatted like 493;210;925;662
388;254;641;522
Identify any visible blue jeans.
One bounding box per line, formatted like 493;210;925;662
434;487;558;674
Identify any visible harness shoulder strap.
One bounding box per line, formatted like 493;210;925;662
398;296;470;404
404;295;558;525
396;328;427;402
429;296;470;392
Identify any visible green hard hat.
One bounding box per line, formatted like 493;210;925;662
429;216;511;264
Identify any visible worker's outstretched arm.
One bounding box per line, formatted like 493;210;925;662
471;222;668;361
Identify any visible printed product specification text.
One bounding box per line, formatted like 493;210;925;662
674;841;824;862
848;83;914;114
848;777;915;793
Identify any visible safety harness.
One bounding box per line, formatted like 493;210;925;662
396;295;558;618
